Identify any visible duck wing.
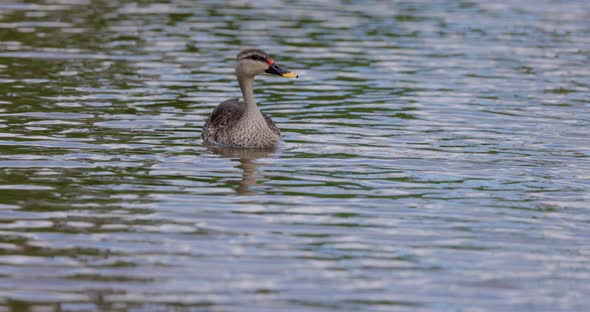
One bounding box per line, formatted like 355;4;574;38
262;112;281;137
202;98;244;143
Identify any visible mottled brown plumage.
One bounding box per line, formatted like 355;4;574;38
202;98;280;147
201;49;297;148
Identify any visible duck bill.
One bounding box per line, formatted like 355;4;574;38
265;63;298;78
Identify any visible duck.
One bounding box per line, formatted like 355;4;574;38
201;49;298;148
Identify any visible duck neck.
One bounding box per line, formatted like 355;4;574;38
238;75;261;119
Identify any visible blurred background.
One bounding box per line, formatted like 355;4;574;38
0;0;589;311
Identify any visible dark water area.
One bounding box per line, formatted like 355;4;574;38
0;0;589;311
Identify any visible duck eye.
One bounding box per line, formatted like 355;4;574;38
252;54;259;60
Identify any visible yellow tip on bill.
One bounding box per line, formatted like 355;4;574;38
281;72;298;78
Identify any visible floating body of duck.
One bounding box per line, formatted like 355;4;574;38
202;49;298;148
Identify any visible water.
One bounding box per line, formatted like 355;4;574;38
1;0;589;311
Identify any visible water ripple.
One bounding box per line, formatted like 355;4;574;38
0;0;589;311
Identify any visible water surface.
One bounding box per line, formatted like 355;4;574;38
0;0;589;311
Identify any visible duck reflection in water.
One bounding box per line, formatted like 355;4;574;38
205;145;276;195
